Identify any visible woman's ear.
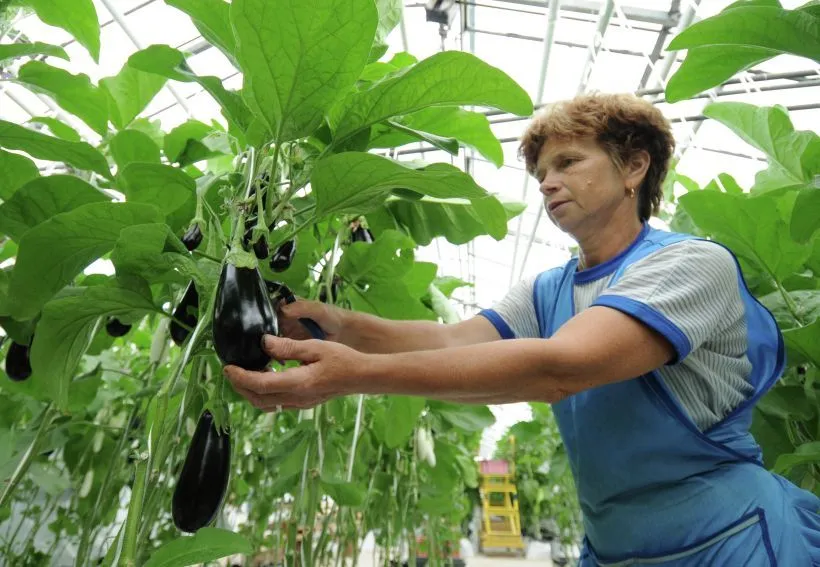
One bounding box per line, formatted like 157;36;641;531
625;150;650;189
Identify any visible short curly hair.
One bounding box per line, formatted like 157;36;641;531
519;93;675;222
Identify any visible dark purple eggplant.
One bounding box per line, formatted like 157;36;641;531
252;236;269;260
269;240;296;272
170;282;199;346
105;317;131;337
265;280;285;298
182;224;203;252
172;410;231;533
212;264;278;370
318;277;340;304
6;341;32;381
351;226;374;243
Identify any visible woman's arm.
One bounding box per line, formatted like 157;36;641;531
223;305;675;410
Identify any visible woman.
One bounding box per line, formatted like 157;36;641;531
224;93;820;565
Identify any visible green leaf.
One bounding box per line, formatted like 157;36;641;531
705;173;744;194
28;462;71;495
6;202;163;320
402;261;437;299
428;401;495;432
371;0;403;61
0;120;110;179
703;102;819;185
30;284;157;409
332;51;533;142
428;283;460;324
369;107;504;167
665;46;776;103
759;289;820;330
20;0;100;62
127;45;252;132
0;41;68;62
783;319;820;367
29;116;81;142
230;0;378;142
311;152;489;217
109;130;162;171
791;186;820;243
143;527;252;567
16;61;109;135
0;150;39;199
434;276;472;298
100;65;167;130
667;6;820;62
110;223;198;286
0;175;109;241
117;163;196;221
337;230;415;283
756;385;816;421
773;441;820;474
679;191;809;281
320;478;365;506
382;120;459;156
163;120;229;166
751;406;794;470
165;0;237;65
348;280;434;321
383;396;425;448
383;194;514;245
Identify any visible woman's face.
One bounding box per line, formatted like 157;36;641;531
534;136;646;235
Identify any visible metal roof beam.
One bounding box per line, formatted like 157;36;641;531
495;0;677;27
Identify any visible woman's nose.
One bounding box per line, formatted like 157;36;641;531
539;179;560;196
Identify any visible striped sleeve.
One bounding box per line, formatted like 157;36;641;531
592;240;745;363
478;274;540;339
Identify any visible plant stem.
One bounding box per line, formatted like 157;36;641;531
191;249;224;264
265;143;283;221
775;278;805;328
0;403;55;509
346;395;366;482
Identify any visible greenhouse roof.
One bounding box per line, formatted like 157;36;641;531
2;0;818;456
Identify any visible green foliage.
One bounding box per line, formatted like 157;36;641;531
143;527;252;567
19;0;100;61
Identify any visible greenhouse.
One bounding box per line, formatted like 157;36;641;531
0;0;818;565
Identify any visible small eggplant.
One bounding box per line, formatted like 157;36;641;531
105;317;131;337
269;240;296;272
351;226;374;243
318;277;340;304
181;224;203;252
172;410;231;533
5;341;32;381
170;282;199;346
212;263;278;370
264;280;285;298
252;236;269;260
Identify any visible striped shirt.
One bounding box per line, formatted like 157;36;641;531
483;239;753;431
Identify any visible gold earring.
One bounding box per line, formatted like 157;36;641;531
627;186;635;198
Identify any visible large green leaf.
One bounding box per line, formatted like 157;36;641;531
370;0;403;61
117;163;196;220
382;396;425;448
109;130;162;171
756;385;816;421
230;0;378;142
16;61;109;135
100;65;167;130
310;152;489;217
110;223;198;286
791;186;820;243
0;176;109;241
0;120;110;179
30;284;157;409
127;45;251;132
143;527;252;567
6;202;163;320
369;107;504;167
29;116;81;142
162;120;230;166
759;289;820;330
783;319;820;367
679;191;809;281
348;280;434;321
320;478;365;506
667;6;820;62
20;0;100;62
337;230;415;283
332;51;533;142
165;0;236;63
773;441;820;475
703;103;819;185
0;41;68;62
428;401;495;432
750;407;794;470
382;194;520;245
0;150;39;199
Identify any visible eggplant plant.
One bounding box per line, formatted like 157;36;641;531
0;0;528;565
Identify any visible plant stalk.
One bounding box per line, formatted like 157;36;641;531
0;403;55;509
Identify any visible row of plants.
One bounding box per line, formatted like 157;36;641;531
0;0;531;565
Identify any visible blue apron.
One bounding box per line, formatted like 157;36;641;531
533;225;820;566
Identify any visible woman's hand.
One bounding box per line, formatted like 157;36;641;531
224;334;363;411
275;298;345;342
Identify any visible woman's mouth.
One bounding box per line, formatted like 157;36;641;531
549;200;569;212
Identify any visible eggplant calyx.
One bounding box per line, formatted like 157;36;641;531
224;248;257;269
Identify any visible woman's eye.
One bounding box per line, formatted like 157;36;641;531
561;158;577;168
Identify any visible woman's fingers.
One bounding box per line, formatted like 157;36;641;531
261;335;321;363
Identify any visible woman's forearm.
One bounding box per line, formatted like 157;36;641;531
351;338;572;404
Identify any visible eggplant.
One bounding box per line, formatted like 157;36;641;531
252;236;269;260
105;317;131;337
170;282;199;346
264;279;285;298
318;277;340;304
5;341;32;381
181;224;203;251
269;240;296;272
172;410;231;533
351;226;374;243
212;263;278;370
